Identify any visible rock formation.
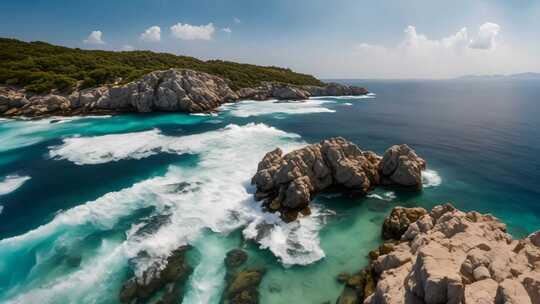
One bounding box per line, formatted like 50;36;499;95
251;138;426;221
222;249;266;304
119;245;192;304
336;204;540;304
0;69;369;118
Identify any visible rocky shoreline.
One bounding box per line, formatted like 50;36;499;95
0;68;368;118
337;205;540;304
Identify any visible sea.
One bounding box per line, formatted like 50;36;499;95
0;79;539;303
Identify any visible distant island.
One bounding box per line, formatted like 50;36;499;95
456;72;540;81
0;38;368;118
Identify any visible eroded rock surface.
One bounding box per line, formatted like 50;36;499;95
350;204;540;304
251;138;426;221
1;70;369;118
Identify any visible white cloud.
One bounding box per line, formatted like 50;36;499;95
345;22;536;78
222;27;232;34
121;45;135;51
140;26;161;42
469;22;500;49
234;17;241;24
83;30;105;44
170;23;215;40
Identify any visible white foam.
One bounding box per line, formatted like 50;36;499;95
0;205;3;215
2;123;331;301
48;129;193;165
219;99;335;118
243;204;334;266
0;175;31;196
422;169;442;188
367;191;396;201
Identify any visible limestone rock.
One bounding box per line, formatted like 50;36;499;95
379;144;426;188
252;139;426;221
360;205;540;304
1;70;370;118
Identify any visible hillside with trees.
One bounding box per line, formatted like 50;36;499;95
0;38;323;93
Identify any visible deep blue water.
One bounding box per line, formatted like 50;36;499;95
0;79;539;303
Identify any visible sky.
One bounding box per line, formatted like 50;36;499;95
1;0;539;79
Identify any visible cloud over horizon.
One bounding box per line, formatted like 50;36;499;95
140;26;161;42
83;30;105;44
341;22;533;79
170;23;215;40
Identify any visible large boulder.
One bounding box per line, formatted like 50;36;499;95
379;144;426;188
252;137;385;221
252;138;425;222
357;204;540;304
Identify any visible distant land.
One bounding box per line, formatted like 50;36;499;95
456;72;540;81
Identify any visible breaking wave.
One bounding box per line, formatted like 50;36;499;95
422;169;442;188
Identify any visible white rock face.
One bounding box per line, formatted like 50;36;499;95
365;204;540;304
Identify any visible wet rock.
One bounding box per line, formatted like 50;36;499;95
119;245;192;303
222;249;266;304
225;249;248;269
223;268;266;304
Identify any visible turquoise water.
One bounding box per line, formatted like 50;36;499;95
0;80;539;303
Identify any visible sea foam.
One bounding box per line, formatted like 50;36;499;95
219;99;335;118
0;174;31;196
3;123;332;302
422;169;442;188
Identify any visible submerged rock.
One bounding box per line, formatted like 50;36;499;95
222;249;266;304
119;245;192;303
340;204;540;304
251;138;425;221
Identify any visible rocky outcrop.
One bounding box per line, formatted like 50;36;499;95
222;249;266;304
119;245;192;304
337;204;540;304
1;69;369;118
302;83;369;97
379;145;426;188
251;138;426;222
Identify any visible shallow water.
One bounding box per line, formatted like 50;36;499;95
0;79;539;303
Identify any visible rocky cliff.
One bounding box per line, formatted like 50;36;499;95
251;138;426;222
337;204;540;304
0;68;368;118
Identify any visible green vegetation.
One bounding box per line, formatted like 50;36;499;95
0;38;323;94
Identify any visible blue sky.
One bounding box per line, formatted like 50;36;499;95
1;0;539;78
